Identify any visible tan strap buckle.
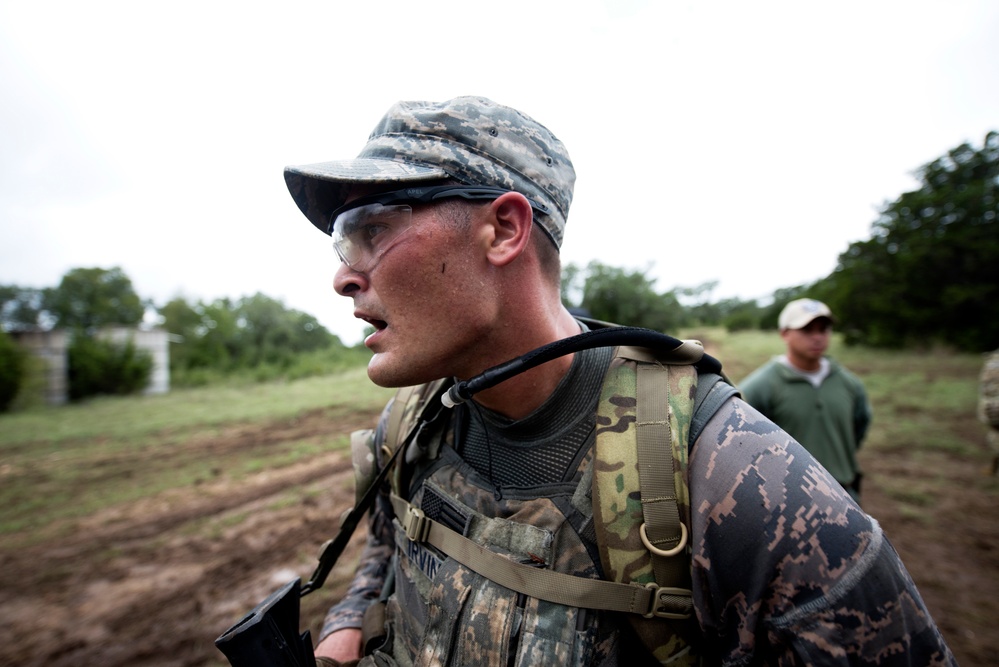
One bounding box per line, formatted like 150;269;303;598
643;583;694;620
403;506;430;542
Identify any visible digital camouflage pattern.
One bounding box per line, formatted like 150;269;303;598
381;454;617;667
350;428;377;509
321;404;396;643
979;350;999;465
980;350;999;426
284;96;576;248
323;358;957;666
369;352;655;666
689;399;955;665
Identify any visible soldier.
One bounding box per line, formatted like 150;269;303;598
283;97;954;666
739;299;872;503
979;349;999;475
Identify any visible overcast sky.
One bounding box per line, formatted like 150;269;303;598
2;1;997;345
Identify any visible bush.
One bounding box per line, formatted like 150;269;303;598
723;312;758;332
0;331;26;412
68;335;153;401
168;344;373;388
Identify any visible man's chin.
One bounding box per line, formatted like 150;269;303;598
366;353;415;388
367;352;446;389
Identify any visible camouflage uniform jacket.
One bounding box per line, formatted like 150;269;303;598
980;349;999;451
322;354;955;666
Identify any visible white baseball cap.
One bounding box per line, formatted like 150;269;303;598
778;299;836;330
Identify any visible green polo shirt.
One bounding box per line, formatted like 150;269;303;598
739;357;871;494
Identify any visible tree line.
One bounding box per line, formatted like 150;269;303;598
0;268;366;410
564;131;998;353
1;131;996;411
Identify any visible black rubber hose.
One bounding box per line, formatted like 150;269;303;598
442;326;721;407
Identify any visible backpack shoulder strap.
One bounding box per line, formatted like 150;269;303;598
690;372;740;446
594;346;703;590
382;378;450;495
350;381;446;511
383;380;447;454
593;347;705;664
309;379;449;595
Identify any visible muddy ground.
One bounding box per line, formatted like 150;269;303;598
0;404;996;666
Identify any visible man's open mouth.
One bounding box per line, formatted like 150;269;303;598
362;316;387;331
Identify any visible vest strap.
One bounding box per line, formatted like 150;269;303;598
390;493;693;620
636;362;688;592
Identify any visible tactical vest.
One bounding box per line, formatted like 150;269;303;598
349;343;736;667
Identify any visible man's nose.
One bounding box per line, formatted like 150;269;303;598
333;262;367;296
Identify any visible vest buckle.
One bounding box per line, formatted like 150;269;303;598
642;583;694;620
403;506;431;543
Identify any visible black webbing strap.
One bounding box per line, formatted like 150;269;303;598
300;383;447;596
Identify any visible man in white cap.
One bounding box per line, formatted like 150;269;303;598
740;298;872;502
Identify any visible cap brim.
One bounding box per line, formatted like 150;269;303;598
783;314;836;330
284;158;448;235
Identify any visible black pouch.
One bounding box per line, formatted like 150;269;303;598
215;578;317;667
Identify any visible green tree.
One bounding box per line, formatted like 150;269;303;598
680;281;721;325
67;335;153;401
563;261;685;332
13;268;155;399
159;293;339;374
0;285;48;331
236;293;336;366
676;281;763;329
172;297;241;371
45;267;145;332
823;131;999;351
716;298;763;331
158;297;201;369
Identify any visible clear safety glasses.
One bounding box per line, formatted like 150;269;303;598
328;185;550;272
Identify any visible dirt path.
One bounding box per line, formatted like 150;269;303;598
0;406;995;666
0;408;373;667
858;442;999;666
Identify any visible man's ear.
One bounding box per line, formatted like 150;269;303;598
482;192;534;267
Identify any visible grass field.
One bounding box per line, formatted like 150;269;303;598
0;330;996;665
0;367;395;541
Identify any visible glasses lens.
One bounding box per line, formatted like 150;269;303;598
332;203;413;270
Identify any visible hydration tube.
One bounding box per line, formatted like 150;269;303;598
441;326;722;408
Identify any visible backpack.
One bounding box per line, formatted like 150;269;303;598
351;338;737;665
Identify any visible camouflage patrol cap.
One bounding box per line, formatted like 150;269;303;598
284;96;575;248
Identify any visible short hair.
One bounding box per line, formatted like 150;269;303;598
532;226;561;286
435;197;561;287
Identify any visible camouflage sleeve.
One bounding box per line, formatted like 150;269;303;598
688;397;955;666
979;350;999;428
318;403;397;642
